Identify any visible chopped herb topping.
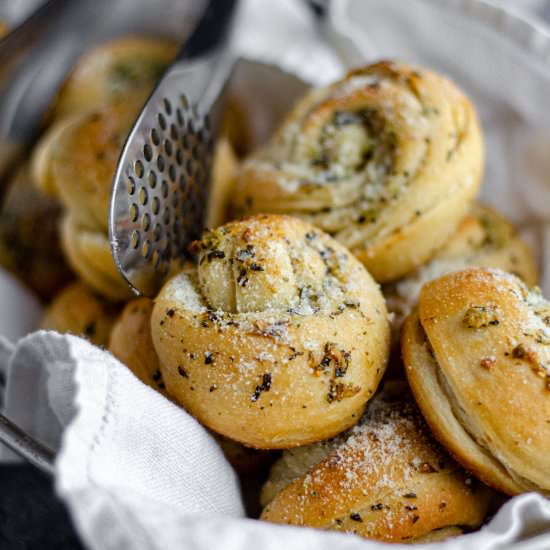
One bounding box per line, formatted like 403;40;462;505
327;381;361;403
252;373;272;402
177;366;188;378
463;305;499;328
207;250;225;261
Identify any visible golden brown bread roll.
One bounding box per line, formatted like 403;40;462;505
29;36;176;299
151;214;390;449
385;204;537;346
234;61;483;282
205;139;240;229
40;96;145;232
31;115;85;197
109;297;167;394
402;268;550;495
219;96;252;158
60;213;133;301
52;36;177;118
40;282;119;347
260;381;491;543
109;297;274;473
32;95;146;300
0;164;72;299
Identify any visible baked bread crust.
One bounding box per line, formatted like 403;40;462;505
52;36;177;118
151;214;390;449
109;298;167;394
61;213;133;301
260;381;490;543
385;204;537;346
234;61;483;282
402;268;550;495
40;282;119;347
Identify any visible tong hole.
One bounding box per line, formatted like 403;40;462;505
180;94;189;110
161;180;169;198
176;149;183;166
134;160;144;178
176;109;184;126
152;197;160;215
153;223;162;242
130;230;140;249
157;155;165;172
141;213;151;231
164;139;173;157
129;203;139;222
141;240;151;259
169;164;176;182
152;249;161;268
151;128;160;146
126;177;136;195
163;98;172;116
158;113;167;131
148;171;157;188
139;187;148;206
143;143;153;162
178;175;186;192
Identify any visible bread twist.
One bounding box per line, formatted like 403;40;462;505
151;215;390;448
234;61;483;282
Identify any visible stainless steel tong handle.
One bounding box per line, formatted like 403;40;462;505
0;412;55;475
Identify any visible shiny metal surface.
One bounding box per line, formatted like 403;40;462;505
110;0;238;296
0;413;54;476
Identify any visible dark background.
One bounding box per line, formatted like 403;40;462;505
0;465;82;549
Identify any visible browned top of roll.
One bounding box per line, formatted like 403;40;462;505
261;381;490;542
403;268;550;495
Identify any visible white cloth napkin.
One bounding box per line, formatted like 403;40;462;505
3;0;550;549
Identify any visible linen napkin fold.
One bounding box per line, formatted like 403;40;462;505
2;331;550;550
2;331;244;518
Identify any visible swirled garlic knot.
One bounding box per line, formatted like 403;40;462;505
152;215;390;448
234;61;484;282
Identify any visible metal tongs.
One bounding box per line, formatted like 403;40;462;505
0;0;238;474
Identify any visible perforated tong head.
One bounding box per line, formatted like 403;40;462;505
109;0;238;297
